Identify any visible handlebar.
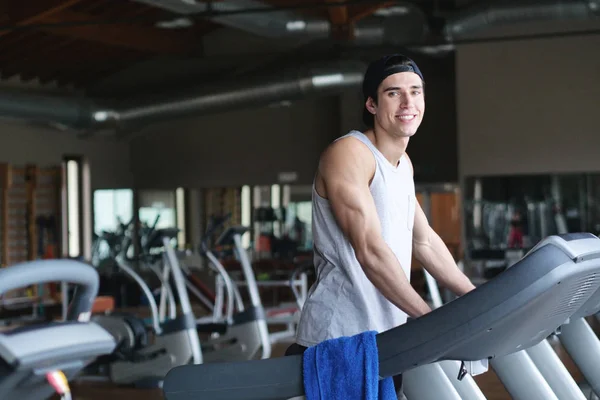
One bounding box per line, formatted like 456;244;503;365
144;214;162;242
0;259;99;322
200;213;232;253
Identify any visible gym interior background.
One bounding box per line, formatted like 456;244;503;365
0;0;599;399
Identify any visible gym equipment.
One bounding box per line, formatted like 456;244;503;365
425;235;600;400
197;214;244;325
212;256;310;345
556;247;600;398
504;233;600;400
179;263;218;317
161;233;600;400
422;236;593;400
195;215;271;362
522;339;586;400
143;227;182;323
89;235;202;387
0;259;116;400
487;234;600;400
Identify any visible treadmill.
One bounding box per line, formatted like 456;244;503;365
557;256;600;398
0;259;117;400
162;233;600;400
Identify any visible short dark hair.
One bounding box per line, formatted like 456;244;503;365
362;54;425;128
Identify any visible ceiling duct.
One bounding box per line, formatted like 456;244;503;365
0;61;365;133
134;0;332;38
136;0;599;44
444;0;600;40
0;89;98;130
112;61;364;127
134;0;426;44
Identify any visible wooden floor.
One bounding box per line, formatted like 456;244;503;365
56;316;600;400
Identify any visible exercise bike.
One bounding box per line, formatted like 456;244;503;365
84;232;202;387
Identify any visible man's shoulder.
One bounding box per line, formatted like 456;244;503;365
321;133;374;166
317;136;376;187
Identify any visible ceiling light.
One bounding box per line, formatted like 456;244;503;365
373;6;410;17
156;17;194;29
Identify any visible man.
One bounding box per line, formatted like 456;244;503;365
286;54;476;398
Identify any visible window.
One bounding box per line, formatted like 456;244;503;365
175;187;186;249
285;201;313;250
93;189;134;235
92;189;134;262
284;185;313;250
271;184;281;237
138;190;177;252
241;185;251;248
66;160;80;257
63;156;90;259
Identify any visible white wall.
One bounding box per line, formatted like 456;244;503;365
0;121;133;189
456;32;600;177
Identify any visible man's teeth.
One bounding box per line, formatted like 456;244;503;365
399;115;415;120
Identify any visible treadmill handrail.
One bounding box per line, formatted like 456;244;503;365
0;259;99;321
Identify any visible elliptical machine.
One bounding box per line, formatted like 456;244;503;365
87;232;202;387
194;214;272;362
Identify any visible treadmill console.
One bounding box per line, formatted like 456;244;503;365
529;233;600;262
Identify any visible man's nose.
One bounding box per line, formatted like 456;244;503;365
399;93;412;108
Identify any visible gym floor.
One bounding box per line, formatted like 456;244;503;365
50;315;600;400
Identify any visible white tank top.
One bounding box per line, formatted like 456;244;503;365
296;130;416;347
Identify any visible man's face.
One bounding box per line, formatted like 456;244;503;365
367;71;425;137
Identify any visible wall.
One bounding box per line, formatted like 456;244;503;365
0;120;133;189
129;52;459;189
404;53;458;183
456;32;600;177
129;96;340;189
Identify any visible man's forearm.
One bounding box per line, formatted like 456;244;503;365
357;244;432;319
415;229;475;296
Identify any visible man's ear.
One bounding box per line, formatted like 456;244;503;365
365;97;377;115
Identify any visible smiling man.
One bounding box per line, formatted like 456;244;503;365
286;54;475;398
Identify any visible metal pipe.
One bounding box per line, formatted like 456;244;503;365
444;0;600;39
113;62;365;127
0;61;365;133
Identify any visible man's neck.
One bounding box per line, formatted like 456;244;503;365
364;128;409;167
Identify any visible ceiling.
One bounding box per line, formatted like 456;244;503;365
0;0;597;135
0;0;215;90
0;0;469;95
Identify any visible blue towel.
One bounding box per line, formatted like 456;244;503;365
303;330;397;400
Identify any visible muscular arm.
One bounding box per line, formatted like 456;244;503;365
318;139;431;318
405;155;475;296
412;202;475;296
